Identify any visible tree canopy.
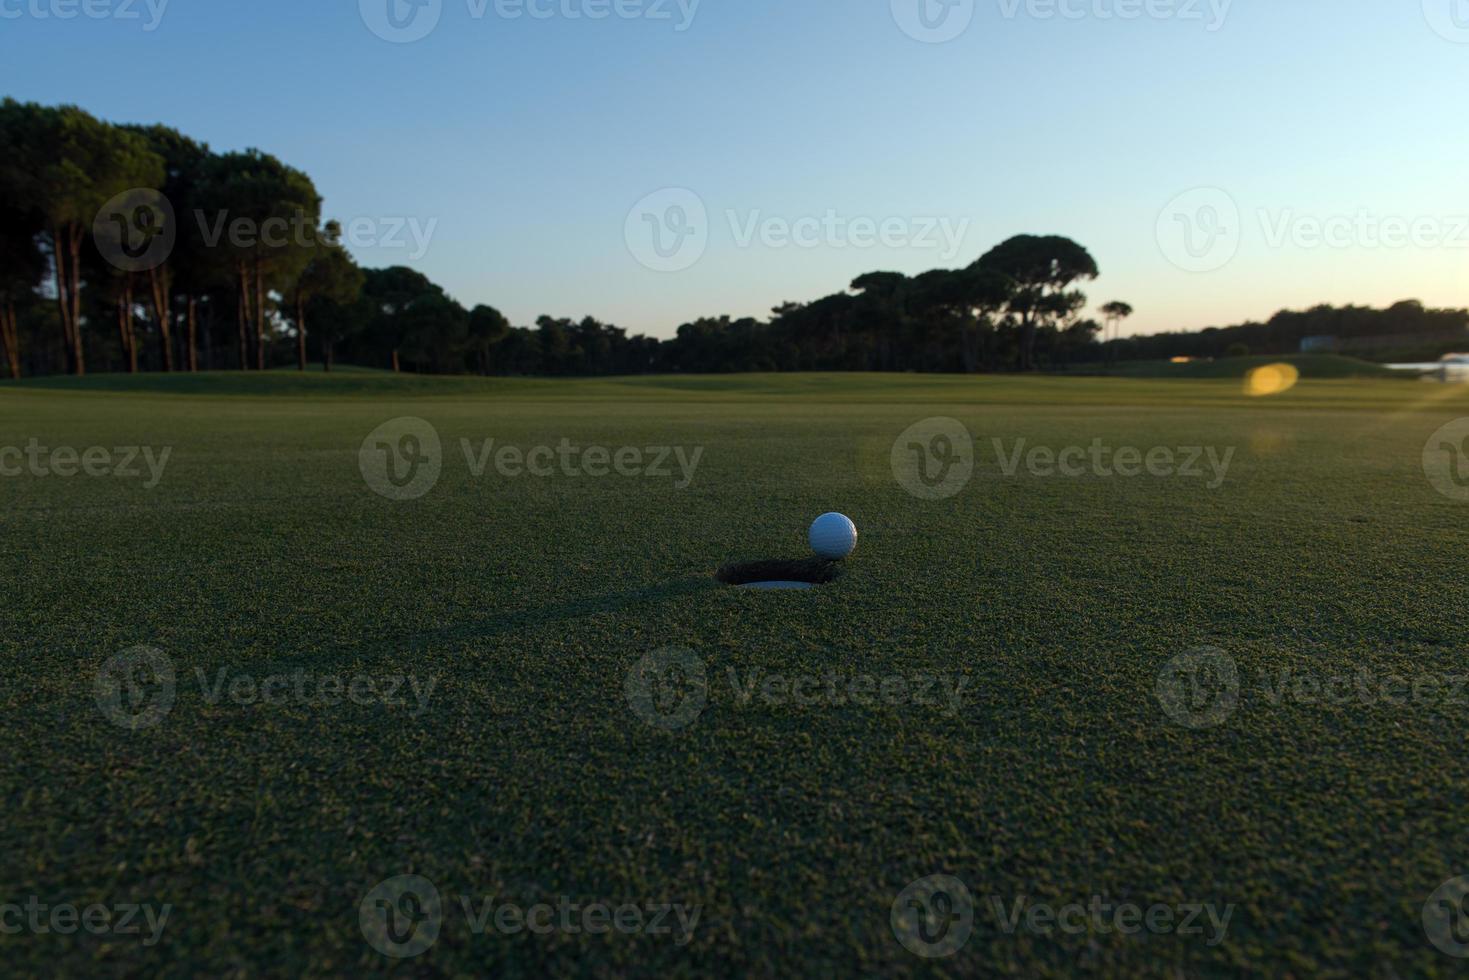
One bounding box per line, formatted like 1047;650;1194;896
3;100;1458;379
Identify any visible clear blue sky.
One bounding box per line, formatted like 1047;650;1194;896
3;0;1466;337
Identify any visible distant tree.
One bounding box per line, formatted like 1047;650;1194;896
0;203;44;378
0;100;162;375
357;266;465;372
116;125;207;370
466;304;511;375
1100;300;1134;364
493;325;542;374
80;237;142;373
1057;318;1103;365
849;272;912;371
536;315;573;374
197;149;321;369
911;267;1013;373
285;222;364;370
1100;301;1133;341
397;292;468;373
975;235;1099;371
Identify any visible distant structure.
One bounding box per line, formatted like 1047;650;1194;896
1436;354;1469;383
1386;352;1469;383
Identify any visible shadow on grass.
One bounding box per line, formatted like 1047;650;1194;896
392;576;720;651
715;557;842;587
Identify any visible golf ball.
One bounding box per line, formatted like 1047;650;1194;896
809;513;858;560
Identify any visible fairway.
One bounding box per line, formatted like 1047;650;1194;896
3;372;1468;976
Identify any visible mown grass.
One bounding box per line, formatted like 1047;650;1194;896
1;372;1466;976
1066;353;1407;380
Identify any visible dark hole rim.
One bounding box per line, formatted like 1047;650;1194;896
715;557;844;587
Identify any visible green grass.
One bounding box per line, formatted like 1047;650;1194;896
2;372;1467;976
1065;353;1406;380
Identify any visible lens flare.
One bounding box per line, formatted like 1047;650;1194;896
1244;363;1300;397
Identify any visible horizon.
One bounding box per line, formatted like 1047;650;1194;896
3;0;1465;339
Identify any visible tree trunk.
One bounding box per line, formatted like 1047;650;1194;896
296;296;307;371
66;227;85;376
147;267;173;371
51;227;78;375
391;349;401;373
187;296;199;372
254;256;266;372
115;298;127;372
203;298;214;370
323;340;334;372
126;277;138;373
1;301;19;379
237;262;252;370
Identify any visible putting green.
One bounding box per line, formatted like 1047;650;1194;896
1;371;1466;976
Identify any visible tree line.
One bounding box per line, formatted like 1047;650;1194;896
0;100;1140;378
4;99;1459;380
1087;300;1469;365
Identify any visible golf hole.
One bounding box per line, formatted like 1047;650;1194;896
715;558;843;591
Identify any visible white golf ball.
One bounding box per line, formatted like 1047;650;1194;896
809;512;858;560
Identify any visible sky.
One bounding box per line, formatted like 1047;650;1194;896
2;0;1467;338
